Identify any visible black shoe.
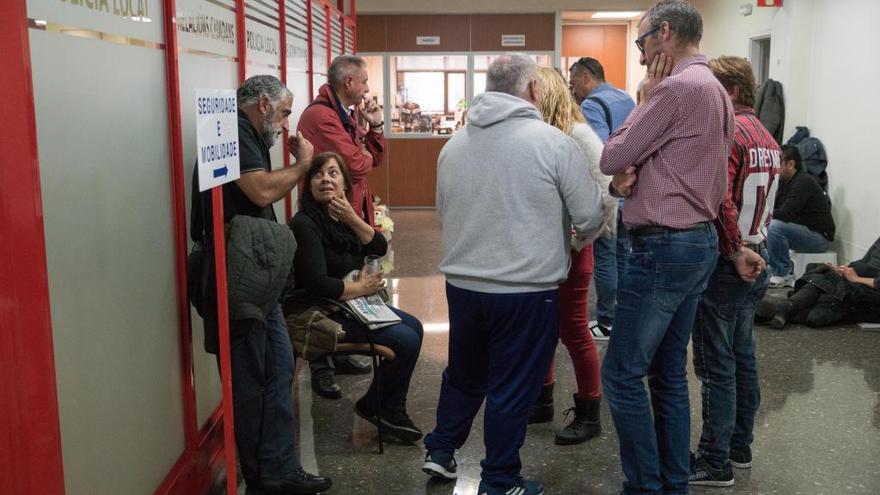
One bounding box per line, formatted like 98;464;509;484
422;449;458;480
528;383;554;424
247;468;333;494
333;354;372;375
689;454;734;487
730;446;752;469
311;369;342;400
554;395;601;445
354;397;423;442
770;300;793;330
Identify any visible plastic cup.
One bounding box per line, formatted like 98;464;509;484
364;255;382;275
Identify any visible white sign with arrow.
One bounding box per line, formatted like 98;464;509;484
196;88;241;191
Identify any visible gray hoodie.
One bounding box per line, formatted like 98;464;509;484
437;92;604;293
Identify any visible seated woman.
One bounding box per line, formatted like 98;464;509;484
767;235;880;329
288;151;424;442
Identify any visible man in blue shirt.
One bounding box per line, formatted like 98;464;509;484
569;57;636;141
568;57;636;340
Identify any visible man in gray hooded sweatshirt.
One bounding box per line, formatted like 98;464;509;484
421;54;604;495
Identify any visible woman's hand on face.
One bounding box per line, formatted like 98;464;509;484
328;196;358;225
359;269;384;295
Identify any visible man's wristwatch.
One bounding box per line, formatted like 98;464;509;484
369;121;384;131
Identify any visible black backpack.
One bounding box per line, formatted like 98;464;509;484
786;126;828;191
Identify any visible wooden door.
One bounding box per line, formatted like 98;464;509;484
562;24;628;89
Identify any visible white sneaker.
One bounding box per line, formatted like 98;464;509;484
588;320;611;341
769;275;795;288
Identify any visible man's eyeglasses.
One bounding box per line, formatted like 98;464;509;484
635;26;661;54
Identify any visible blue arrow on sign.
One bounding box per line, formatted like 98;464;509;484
213;165;228;178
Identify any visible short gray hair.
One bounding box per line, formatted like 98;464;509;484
643;0;703;46
328;54;367;88
237;75;292;109
486;54;538;99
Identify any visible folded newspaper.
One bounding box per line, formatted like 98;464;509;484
344;270;401;330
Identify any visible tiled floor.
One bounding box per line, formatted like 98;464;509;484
294;210;880;495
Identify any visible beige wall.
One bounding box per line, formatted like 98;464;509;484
695;0;878;263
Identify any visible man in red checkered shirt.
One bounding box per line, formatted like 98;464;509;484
598;2;744;494
689;56;780;488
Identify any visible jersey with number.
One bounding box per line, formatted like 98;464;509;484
715;106;781;256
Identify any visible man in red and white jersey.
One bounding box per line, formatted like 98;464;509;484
689;56;781;488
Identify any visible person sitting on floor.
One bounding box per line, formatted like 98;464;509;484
766;145;836;287
287;151;424;443
765;235;880;329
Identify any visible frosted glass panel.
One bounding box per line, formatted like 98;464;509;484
30;30;184;495
246;0;281;71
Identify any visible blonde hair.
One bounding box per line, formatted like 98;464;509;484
536;66;585;136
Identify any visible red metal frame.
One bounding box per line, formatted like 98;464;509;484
211;187;237;495
280;0;293;221
351;1;357;54
0;2;66;494
324;4;332;67
306;0;315;100
341;15;346;54
162;0;199;456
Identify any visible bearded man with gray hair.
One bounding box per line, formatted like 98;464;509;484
421;54;604;495
190;74;331;494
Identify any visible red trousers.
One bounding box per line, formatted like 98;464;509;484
544;245;601;399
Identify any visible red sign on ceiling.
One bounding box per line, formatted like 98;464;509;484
757;0;783;6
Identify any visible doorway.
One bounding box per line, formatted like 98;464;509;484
750;35;772;85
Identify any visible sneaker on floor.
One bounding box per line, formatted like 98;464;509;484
478;478;544;495
769;274;795;288
689;454;734;487
422;449;457;480
588;320;612;341
730;446;752;469
354;397;423;442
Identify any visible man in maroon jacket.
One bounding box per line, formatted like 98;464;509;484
297;55;386;398
689;55;778;488
297;55;385;228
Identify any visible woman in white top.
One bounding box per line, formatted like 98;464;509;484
528;66;617;446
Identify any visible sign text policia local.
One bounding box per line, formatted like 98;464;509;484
59;0;150;19
196;89;240;191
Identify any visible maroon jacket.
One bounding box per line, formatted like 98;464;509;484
297;83;385;227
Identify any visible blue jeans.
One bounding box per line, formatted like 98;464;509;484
593;209;631;326
767;219;830;276
692;252;770;468
425;283;559;487
602;224;718;495
332;306;423;411
226;304;300;484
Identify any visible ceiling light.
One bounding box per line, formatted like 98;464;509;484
591;11;642;19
